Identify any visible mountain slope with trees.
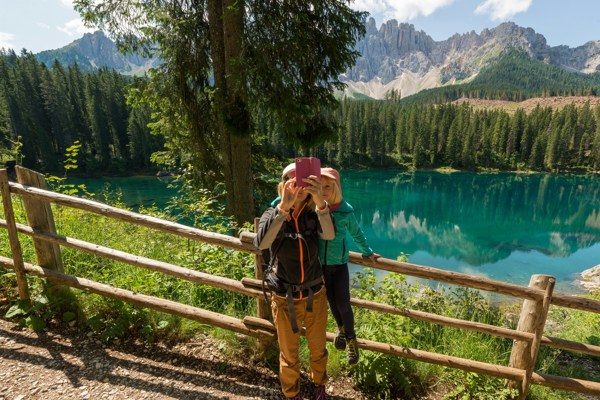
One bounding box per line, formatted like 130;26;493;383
343;19;600;100
258;97;600;173
0;49;162;174
401;50;600;105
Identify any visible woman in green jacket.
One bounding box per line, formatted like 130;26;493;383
319;167;380;365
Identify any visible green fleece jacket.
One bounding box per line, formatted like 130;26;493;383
319;200;373;266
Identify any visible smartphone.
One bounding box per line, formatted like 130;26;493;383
294;157;321;187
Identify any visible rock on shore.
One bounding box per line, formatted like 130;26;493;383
579;265;600;292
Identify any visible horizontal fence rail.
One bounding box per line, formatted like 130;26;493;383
348;252;600;314
1;166;599;399
0;219;261;299
0;256;274;341
8;181;258;254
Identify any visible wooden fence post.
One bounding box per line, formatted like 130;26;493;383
15;166;66;295
0;169;30;302
508;274;555;399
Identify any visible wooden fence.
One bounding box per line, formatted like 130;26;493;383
1;166;600;399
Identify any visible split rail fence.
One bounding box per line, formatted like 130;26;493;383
1;166;600;399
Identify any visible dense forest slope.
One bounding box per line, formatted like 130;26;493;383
3;30;600;177
400;50;600;105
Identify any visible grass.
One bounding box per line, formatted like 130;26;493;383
1;188;599;399
0;188;257;340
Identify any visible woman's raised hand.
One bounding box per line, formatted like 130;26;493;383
303;175;327;210
280;179;301;212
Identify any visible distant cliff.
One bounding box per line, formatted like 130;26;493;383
33;22;600;100
36;31;159;75
343;19;600;99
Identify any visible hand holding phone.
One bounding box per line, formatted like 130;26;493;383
294;157;321;187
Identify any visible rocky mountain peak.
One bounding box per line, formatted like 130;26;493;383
32;21;600;100
36;31;158;75
343;20;600;99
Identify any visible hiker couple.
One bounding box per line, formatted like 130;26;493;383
254;162;379;400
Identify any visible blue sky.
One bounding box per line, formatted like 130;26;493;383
1;0;599;53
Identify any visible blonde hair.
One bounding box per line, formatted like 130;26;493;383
322;176;343;205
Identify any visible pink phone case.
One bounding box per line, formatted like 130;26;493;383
295;157;321;187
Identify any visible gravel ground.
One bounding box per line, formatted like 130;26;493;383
0;318;369;400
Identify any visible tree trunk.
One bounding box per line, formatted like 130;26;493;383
208;0;254;225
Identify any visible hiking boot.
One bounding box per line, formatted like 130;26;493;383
346;337;359;365
313;383;327;400
333;326;346;350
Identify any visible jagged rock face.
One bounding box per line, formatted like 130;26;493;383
36;31;158;75
34;22;600;96
344;18;600;99
77;32;128;69
348;19;435;82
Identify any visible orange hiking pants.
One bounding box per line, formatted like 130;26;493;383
271;287;328;398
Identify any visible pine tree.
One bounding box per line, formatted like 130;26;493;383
76;0;367;223
0;83;12;160
41;60;76;167
592;105;600;169
507;108;525;166
127;101;161;169
85;73;111;169
67;63;93;171
576;102;595;166
545;115;565;170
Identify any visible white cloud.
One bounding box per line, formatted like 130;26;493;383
0;32;16;50
57;18;95;36
59;0;74;7
474;0;532;21
352;0;455;22
38;22;51;30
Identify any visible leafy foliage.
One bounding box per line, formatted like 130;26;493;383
442;371;518;400
74;0;367;223
347;269;518;399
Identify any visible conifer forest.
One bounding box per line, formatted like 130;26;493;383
2;49;600;175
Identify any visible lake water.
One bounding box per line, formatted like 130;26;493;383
68;171;600;294
66;176;180;211
341;170;600;294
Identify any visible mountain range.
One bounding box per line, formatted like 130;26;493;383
35;20;600;100
36;31;159;75
342;18;600;99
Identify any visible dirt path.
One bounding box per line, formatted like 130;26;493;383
0;318;367;400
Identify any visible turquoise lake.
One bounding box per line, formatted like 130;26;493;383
68;171;600;294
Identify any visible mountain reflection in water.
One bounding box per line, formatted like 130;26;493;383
341;170;600;293
68;172;600;294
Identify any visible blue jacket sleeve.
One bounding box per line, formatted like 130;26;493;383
347;211;374;257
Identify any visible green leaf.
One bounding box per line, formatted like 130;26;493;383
5;301;28;318
34;295;49;305
86;315;104;331
157;320;169;329
140;325;153;335
62;311;76;323
25;315;46;331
